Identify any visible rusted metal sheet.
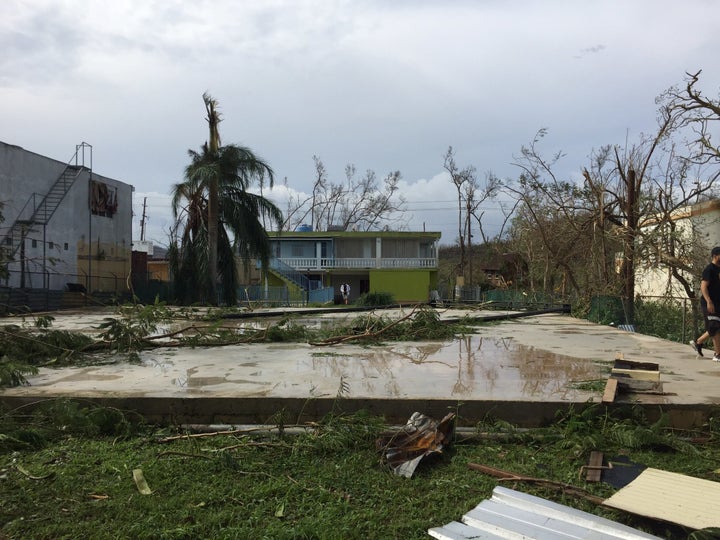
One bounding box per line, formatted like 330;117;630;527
428;486;662;540
376;411;455;478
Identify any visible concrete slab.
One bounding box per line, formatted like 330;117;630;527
2;309;719;427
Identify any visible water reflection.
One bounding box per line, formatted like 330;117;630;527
300;335;602;400
14;332;606;402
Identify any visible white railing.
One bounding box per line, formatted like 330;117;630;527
277;257;437;269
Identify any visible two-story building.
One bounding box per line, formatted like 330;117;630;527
264;228;441;304
0;141;133;295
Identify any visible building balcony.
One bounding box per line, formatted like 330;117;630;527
277;257;438;270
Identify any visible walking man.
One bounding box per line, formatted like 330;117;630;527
340;283;350;304
700;246;720;362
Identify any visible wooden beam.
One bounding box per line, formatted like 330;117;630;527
585;451;604;482
602;378;618;403
610;368;660;382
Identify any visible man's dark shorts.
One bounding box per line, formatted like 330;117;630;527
703;308;720;336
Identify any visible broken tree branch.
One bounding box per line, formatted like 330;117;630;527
467;462;604;504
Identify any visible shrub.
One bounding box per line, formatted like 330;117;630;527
355;291;395;306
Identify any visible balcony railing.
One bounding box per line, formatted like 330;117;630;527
277;257;437;270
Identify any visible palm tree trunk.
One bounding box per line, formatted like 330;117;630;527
204;93;222;304
207;177;219;304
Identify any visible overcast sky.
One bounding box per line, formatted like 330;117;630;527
3;0;719;246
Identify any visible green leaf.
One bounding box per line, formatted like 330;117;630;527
132;469;152;495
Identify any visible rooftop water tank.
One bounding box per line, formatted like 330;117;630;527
296;224;313;232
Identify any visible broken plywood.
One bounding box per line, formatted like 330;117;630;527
610;359;663;394
603;467;720;530
611;360;660;382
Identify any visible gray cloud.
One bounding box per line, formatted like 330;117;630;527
575;44;607;59
2;0;719;245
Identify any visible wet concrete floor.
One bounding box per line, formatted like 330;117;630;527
2;307;720;427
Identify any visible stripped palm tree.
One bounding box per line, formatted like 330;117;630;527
170;94;282;305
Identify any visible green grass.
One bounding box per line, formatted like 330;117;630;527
2;404;719;539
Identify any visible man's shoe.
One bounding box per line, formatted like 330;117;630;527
690;339;704;357
713;354;720;362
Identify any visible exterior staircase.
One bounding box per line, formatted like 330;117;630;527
268;258;310;291
3;143;91;261
266;258;334;304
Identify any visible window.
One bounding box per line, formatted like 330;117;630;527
49;242;54;249
64;243;69;250
90;180;118;217
31;239;37;248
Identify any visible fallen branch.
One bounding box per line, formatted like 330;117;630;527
309;305;420;346
156;450;213;460
15;464;55;480
467;462;604;504
156;424;310;443
216;442;289;451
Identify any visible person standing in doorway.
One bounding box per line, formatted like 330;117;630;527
700;246;720;362
340;283;350;304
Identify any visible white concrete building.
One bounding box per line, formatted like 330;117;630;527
635;199;720;299
0;141;133;293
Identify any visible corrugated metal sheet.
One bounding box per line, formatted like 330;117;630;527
603;467;720;530
428;486;661;540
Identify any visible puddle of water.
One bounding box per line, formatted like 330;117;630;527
298;335;602;400
16;331;605;402
186;376;227;387
38;367;123;384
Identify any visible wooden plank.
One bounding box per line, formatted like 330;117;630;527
613;359;659;371
610;368;660;381
602;378;618;403
614;377;663;393
603;468;720;529
585;451;604;482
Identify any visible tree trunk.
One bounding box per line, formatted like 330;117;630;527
623;169;637;324
207;177;219;304
204;93;221;305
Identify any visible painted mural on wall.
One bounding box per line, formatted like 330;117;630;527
90;180;118;217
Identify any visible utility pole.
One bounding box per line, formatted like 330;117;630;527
466;194;472;286
140;197;147;241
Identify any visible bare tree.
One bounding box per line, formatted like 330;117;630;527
443;146;476;281
661;70;720;166
281;157;408;232
506;107;718;321
468;173;502;245
503;130;608;298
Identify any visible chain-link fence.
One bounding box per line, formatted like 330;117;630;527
1;269;132;314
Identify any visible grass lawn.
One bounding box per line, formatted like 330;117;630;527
2;403;719;539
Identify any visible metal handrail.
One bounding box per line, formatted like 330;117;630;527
2;143;92;259
269;258;309;289
277;257;438;270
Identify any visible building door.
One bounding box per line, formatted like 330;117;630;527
360;279;370;295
